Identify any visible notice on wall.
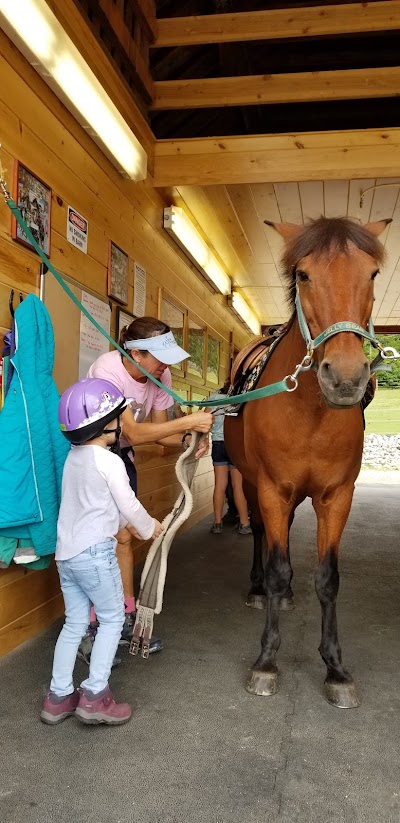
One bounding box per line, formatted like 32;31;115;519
78;291;111;378
67;206;88;254
133;261;146;316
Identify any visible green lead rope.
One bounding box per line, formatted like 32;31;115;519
5;197;290;408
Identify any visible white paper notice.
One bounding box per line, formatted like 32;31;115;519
79;291;111;378
133;261;146;316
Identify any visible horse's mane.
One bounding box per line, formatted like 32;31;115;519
281;217;386;310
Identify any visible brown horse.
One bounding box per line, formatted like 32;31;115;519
225;216;390;708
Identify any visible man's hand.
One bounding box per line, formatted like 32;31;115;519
189;411;213;433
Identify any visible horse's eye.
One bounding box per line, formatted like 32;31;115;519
296;270;309;283
371;270;380;281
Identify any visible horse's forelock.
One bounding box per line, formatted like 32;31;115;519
282;217;386;309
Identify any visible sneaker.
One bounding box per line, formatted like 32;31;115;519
210;522;223;534
118;612;163;654
77;624;122;668
238;523;252;535
40;689;79;725
75;687;131;726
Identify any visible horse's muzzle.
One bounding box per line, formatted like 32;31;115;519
318;357;370;408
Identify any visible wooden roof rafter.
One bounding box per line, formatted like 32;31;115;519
153;1;400;48
152;65;400;110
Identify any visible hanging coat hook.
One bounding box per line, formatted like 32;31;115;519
9;289;14;318
8;290;24;319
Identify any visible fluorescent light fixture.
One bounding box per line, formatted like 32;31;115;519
164;206;231;296
0;0;147;180
229;290;261;336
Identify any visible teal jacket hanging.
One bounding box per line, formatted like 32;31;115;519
0;294;69;566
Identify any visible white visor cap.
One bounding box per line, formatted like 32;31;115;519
124;331;190;365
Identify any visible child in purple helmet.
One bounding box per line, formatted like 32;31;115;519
40;378;163;727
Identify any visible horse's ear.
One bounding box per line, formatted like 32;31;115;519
264;221;302;241
364;218;392;237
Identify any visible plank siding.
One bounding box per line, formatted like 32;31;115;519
0;29;249;657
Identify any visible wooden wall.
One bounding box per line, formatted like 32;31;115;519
0;29;251;656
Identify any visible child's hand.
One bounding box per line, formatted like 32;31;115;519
126;524;142;540
152;520;164;539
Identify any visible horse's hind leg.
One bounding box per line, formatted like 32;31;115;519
243;487;266;609
314;486;360;709
280;513;295;611
246;492;292;697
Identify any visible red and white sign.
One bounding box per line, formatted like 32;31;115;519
67;206;88;254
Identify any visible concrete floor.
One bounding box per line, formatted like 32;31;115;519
1;484;400;823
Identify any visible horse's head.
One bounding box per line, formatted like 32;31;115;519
265;217;390;408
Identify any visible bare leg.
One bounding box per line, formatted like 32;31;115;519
212;465;229;524
313;485;360;708
229;468;250;526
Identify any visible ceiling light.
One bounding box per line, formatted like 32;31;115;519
0;0;147;180
229;290;261;335
164;206;231;296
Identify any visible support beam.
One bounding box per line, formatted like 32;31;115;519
99;0;154;99
152;66;400;110
153;129;400;187
153;2;400;48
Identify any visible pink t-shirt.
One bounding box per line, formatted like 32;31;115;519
87;350;173;446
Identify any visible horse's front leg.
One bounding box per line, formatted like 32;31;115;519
245;494;294;612
314;485;360;709
246;491;292;697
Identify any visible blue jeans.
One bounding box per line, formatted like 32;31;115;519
50;541;125;697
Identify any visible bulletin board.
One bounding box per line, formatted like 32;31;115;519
43;272;111;394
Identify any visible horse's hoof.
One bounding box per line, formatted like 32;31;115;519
280;595;295;611
246;669;279;697
324;679;361;709
245;593;267;610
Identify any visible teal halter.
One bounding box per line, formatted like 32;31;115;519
295;290;378;354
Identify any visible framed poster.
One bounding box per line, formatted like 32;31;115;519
108;241;129;305
12;162;51;256
158;288;187;376
116;306;136;344
206;335;220;387
187;317;205;383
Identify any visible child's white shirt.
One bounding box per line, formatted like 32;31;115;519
56;445;155;560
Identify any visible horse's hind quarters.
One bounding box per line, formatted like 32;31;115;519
324;678;361;709
246;669;279;697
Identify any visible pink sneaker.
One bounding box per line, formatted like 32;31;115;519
40;690;79;725
75;687;131;725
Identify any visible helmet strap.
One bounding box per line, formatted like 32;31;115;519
104;416;122;457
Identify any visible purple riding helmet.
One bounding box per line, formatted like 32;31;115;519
59;378;127;445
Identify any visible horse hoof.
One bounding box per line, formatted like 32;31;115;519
246;669;279;697
280;595;295;611
245;593;267;610
324;679;361;709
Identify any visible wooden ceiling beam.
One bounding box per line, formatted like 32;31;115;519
153;1;400;48
152;66;400;110
99;0;154;99
153;128;400;187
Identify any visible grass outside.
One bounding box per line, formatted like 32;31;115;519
364;388;400;435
